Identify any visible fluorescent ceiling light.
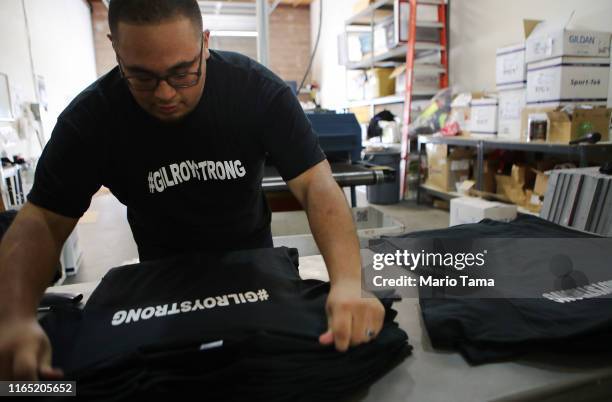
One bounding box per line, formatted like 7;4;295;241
209;30;258;37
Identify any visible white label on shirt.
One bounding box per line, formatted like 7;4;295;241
200;340;224;351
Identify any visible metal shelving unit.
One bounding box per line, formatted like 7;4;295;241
416;134;612;206
346;43;444;70
344;0;449;198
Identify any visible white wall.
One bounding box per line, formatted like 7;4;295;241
310;0;354;110
314;0;612;108
0;0;97;159
449;0;612;97
0;0;37;109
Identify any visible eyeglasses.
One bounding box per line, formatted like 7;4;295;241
117;40;204;91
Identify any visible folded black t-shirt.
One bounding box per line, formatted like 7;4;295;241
41;247;411;401
370;215;612;364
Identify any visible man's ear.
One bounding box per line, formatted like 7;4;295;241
107;34;116;51
203;30;211;59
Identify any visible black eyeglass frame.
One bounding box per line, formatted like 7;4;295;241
116;39;204;91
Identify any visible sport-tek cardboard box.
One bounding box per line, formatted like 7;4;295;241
469;98;498;136
450;197;517;227
524;19;611;63
526;56;610;107
520;107;612;143
496;44;527;87
425;144;473;192
498;83;526;141
365;68;395;98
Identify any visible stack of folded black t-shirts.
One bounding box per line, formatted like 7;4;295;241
369;215;612;365
40;247;411;401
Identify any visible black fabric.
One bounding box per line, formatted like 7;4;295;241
40;247;410;401
0;210;17;238
370;215;612;364
27;50;326;261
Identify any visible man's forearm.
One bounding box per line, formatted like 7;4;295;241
302;180;361;286
0;206;71;318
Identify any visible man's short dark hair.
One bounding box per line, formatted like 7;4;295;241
108;0;203;38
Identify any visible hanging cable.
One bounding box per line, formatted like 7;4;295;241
297;0;322;94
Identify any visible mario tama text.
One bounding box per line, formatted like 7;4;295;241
372;274;494;288
370;249;494;288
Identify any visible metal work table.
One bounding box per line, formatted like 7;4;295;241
47;254;612;402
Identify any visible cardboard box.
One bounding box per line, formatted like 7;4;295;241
425;144;473;192
449;92;484;134
390;64;440;95
526;56;610;107
450;197;517;227
373;24;389;56
511;164;535;188
524;19;612;63
521;107;612;143
352;0;374;14
496;44;527;87
496;175;527;205
497;83;526;141
524;190;543;213
346;70;367;101
365;68;395;98
469;98;498;136
533;170;549;196
482;159;499;193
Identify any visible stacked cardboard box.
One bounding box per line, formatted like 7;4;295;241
425;144;473;192
522;19;611;143
496;44;527;141
449;197;517;227
524;19;611;108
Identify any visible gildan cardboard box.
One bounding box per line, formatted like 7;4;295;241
450;197;517;226
526;56;610;107
498;83;526;141
496;44;527;87
425;144;473;192
524;19;611;63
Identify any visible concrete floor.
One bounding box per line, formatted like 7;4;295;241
66;186;449;285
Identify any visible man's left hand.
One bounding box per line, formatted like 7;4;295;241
318;279;385;352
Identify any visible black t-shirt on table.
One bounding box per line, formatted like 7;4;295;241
27;50;326;261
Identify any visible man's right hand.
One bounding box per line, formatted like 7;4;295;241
0;317;64;380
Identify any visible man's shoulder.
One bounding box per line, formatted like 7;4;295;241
209;50;288;91
59;67;125;125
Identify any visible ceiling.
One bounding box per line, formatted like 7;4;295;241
98;0;312;8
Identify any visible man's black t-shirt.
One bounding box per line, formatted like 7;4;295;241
27;50;326;260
